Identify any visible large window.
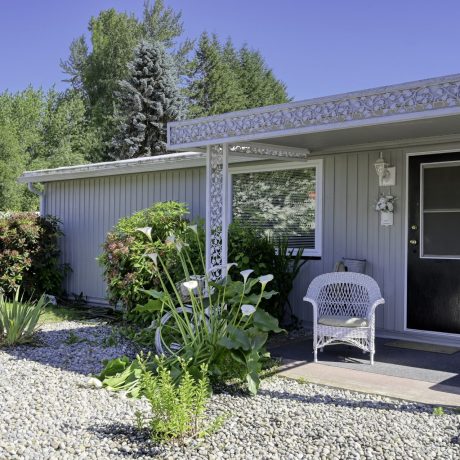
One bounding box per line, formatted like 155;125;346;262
230;161;322;256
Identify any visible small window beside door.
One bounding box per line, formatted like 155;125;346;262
421;162;460;258
231;161;323;256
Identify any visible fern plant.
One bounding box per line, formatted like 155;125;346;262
139;357;218;442
0;290;47;346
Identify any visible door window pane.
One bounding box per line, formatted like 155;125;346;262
422;163;460;257
423;165;460;210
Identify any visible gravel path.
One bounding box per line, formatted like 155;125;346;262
0;320;459;459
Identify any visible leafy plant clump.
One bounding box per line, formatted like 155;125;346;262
138;357;219;442
99;202;201;314
99;224;284;395
229;220;306;323
0;212;69;297
0;290;47;346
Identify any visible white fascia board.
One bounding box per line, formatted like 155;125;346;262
18;152;206;183
17;151;269;184
167;73;460;149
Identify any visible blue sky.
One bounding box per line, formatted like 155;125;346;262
1;0;460;101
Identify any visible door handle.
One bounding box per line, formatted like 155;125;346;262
409;239;418;246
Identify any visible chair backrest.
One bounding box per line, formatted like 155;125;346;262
306;272;382;318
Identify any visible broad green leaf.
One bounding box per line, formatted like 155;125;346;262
246;371;260;395
133;299;163;313
140;289;166;300
253;308;284;333
246;327;268;351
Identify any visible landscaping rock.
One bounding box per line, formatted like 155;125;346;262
0;320;459;459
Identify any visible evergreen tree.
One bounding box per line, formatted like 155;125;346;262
61;1;191;161
110;41;183;160
238;46;290;108
187;35;290;117
186;33;245;118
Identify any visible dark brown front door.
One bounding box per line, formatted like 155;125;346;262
407;153;460;334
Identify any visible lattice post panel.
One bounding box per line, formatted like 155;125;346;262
205;144;229;278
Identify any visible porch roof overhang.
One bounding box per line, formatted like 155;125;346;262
167;73;460;153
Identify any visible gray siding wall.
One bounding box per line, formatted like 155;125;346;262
289;149;406;334
44;150;407;334
45;167;206;304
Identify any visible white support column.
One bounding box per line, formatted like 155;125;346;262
205;143;229;277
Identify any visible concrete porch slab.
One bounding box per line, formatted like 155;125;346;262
277;359;460;408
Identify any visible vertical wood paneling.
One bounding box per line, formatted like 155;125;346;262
45;167;206;304
293;149;406;334
46;154;407;333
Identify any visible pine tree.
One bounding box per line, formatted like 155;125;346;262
110;40;183;160
238;46;290;108
186;33;246;118
187;35;290;118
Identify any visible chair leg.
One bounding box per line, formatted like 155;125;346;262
314;349;318;363
370;352;374;366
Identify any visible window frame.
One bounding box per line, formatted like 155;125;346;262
228;159;323;257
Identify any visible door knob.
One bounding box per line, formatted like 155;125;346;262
409;239;418;245
411;224;418;230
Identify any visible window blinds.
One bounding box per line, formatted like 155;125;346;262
232;167;317;249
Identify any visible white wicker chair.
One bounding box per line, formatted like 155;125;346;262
304;272;385;365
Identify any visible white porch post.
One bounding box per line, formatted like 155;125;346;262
205;143;229;276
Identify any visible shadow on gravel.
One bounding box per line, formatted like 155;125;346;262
88;423;163;458
0;324;136;376
257;387;444;415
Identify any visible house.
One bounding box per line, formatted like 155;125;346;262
19;73;460;346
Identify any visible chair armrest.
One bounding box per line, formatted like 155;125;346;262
366;298;385;320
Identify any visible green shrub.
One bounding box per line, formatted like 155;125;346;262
0;289;47;346
229;220;306;322
99;202;202;314
0;212;68;297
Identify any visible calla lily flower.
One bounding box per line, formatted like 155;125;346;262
241;304;256;316
182;280;199;291
225;262;237;274
146;253;158;266
240;269;254;283
136;227;152;240
165;235;175;245
258;274;274;286
188;224;198;234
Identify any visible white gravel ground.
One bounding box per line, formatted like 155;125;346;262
0;320;459;460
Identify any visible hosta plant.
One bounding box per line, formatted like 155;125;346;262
0;289;47;346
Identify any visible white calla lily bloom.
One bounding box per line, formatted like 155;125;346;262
182;280;199;291
259;274;274;286
240;269;254;283
165;235;175;245
241;304;256;316
188;224;198;234
147;253;158;266
136;227;152;239
225;262;237;274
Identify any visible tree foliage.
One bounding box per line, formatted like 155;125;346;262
0;88;97;211
61;1;191;161
186;33;290;118
110;41;183;160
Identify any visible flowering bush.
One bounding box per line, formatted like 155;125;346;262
98;202;202;314
375;195;396;213
0;212;68;297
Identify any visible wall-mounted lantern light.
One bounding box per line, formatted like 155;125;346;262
374;152;396;186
